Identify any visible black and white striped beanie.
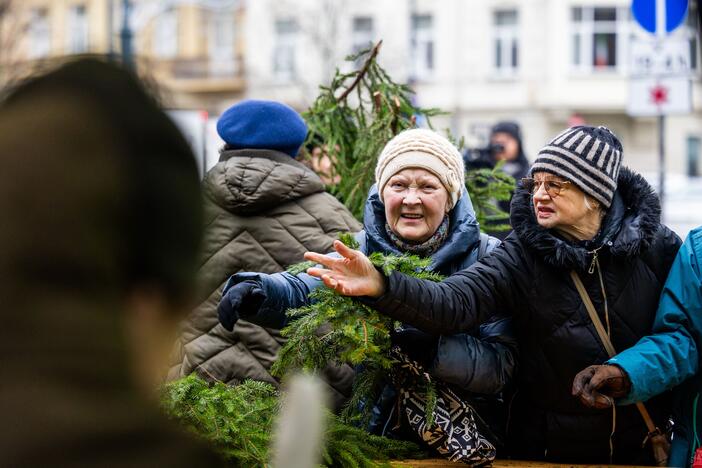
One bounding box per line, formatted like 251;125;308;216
532;125;622;208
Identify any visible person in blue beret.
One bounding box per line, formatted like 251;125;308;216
167;99;361;409
216;99;308;156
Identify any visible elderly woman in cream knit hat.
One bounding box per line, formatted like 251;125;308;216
216;128;515;460
374;128;466;250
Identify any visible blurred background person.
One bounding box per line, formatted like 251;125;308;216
465;121;530;239
0;58;223;467
167;99;360;408
489;121;531;182
300;134;342;186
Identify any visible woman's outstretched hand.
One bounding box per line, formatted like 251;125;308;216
305;240;386;298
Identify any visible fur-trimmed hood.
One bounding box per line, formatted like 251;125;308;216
510;166;662;270
204;148;325;215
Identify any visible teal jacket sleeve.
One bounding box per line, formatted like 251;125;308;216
608;228;702;404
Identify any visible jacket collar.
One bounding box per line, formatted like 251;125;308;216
204;148;325;214
510;166;661;270
362;185;481;275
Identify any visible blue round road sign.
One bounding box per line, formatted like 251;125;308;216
632;0;688;34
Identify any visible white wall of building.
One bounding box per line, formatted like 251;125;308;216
241;0;702;178
240;0;702;235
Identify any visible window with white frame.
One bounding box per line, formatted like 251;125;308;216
352;16;374;55
67;4;89;54
273;18;298;81
208;10;235;77
493;9;519;74
153;8;178;58
29;8;51;59
410;14;434;80
571;6;629;72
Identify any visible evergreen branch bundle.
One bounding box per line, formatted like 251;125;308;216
302;41;442;219
273;251;445;378
161;375;277;467
465;162;516;232
273;234;445;424
303;41;516;235
161;374;425;467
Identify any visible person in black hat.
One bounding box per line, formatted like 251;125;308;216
476;121;531;239
489;121;530;181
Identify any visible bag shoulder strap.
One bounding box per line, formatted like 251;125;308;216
570;270;660;436
570;271;616;357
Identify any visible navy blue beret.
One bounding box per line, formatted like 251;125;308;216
216;99;307;157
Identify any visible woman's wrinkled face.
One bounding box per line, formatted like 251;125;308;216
382;168;450;243
531;171;590;230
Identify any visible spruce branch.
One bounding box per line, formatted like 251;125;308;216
272;234;445;426
302;43;442;219
161;375;426;467
465;162;516;232
337;40;383;102
304;42;517;233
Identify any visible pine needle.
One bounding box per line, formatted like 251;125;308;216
273;234;445;428
161;375;426;467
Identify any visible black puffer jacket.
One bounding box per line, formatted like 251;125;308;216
366;167;681;464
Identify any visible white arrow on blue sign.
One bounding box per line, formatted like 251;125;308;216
632;0;688;34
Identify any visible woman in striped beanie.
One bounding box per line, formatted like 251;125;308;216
304;125;682;465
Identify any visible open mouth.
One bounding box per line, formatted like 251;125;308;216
400;213;424;220
536;205;555;216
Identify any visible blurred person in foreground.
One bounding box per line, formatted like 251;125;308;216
167;99;360;408
303;126;681;464
0;58;223;466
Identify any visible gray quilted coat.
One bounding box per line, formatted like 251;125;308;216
167;149;361;404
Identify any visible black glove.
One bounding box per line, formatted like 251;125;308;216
217;280;267;331
391;324;439;368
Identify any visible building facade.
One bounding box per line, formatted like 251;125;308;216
2;0;701;234
244;0;702;178
0;0;245;111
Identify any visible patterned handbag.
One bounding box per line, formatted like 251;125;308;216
391;348;497;466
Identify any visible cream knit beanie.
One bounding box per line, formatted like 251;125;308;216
375;128;465;208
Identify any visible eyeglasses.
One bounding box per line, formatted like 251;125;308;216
521;178;571;198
